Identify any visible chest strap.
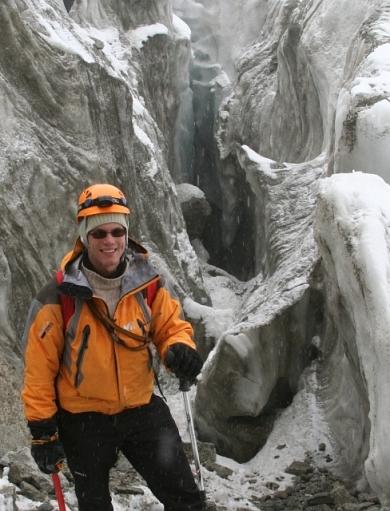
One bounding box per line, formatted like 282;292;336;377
87;298;151;351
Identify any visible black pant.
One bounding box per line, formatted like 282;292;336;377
58;395;204;511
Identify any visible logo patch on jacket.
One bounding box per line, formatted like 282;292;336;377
123;322;134;332
39;321;53;339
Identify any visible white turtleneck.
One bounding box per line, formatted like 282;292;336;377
82;264;125;317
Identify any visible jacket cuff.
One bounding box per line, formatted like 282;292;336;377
28;416;57;440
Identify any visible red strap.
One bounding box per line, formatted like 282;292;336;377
146;280;158;307
55;270;75;334
55;270;64;285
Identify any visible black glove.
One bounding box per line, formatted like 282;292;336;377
28;418;65;474
165;344;203;383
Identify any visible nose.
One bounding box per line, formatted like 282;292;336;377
103;233;117;241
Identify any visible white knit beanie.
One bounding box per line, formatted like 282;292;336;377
79;213;129;246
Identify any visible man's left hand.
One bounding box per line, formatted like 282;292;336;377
165;344;203;383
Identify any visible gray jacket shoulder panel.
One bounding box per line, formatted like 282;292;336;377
36;277;61;306
21;277;60;353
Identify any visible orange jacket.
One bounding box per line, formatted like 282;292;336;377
22;239;196;421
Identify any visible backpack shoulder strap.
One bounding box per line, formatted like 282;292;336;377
139;278;166;400
55;270;75;334
146;280;158;308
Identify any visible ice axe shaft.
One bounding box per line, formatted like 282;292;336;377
52;472;66;511
180;380;205;499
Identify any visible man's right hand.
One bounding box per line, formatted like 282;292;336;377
28;418;65;474
31;434;65;474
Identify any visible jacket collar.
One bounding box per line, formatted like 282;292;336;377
59;238;158;299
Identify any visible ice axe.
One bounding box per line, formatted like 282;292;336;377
165;349;206;505
52;464;66;511
179;378;206;504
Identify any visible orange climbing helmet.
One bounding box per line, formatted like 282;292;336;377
77;184;130;221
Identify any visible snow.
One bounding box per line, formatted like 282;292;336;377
130;92;161;178
202;268;242;311
176;183;206;203
224;333;251;359
246;364;335;488
134;124;155;151
132;95;146;116
33;8;176;82
361;99;390;135
183;263;242;342
172;14;191;40
33;5;135;81
349;100;390;181
172;230;203;287
131;97;161;178
319;171;390;220
334;17;390;182
350;43;390;98
73;25;130;77
368;42;390;69
129;23;169;50
36;15;95;63
184;297;235;340
241;145;278;178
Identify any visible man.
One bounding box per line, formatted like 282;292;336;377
21;183;204;511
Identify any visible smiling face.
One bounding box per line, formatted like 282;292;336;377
87;222;127;276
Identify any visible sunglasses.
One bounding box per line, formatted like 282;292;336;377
88;227;127;239
78;195;128;213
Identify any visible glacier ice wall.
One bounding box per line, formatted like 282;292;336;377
333;7;390;182
316;172;390;507
173;0;386;278
191;0;390;502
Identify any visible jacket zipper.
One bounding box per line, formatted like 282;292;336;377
74;325;90;388
112;276;160;317
95;298;123;405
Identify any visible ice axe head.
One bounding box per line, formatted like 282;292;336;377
179;379;191;392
